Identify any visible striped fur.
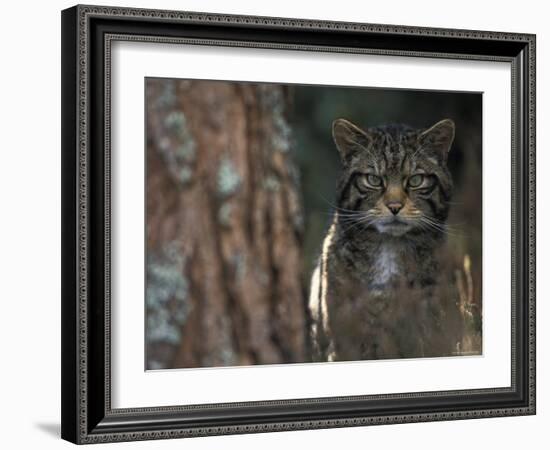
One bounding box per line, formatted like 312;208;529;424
309;213;338;361
309;118;459;362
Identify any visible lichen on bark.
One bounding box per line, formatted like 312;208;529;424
146;79;307;369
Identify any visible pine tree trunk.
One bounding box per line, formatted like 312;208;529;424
145;78;306;369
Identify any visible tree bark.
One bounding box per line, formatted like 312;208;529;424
145;78;306;369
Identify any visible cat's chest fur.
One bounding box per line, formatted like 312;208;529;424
331;237;427;294
309;228;444;362
369;243;401;287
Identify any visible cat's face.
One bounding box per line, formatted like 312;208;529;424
333;119;454;238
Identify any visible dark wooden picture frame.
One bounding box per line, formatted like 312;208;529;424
61;4;536;444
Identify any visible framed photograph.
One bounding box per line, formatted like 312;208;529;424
61;4;536;444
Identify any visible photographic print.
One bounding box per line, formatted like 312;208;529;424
62;7;535;442
61;6;537;442
145;78;482;370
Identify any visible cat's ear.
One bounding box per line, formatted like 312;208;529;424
418;119;455;162
332;118;371;164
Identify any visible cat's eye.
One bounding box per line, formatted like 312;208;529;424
408;174;424;188
365;174;382;187
355;173;383;192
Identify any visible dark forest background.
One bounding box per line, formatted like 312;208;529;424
145;78;482;370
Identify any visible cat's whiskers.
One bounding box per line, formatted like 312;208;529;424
339;211;380;234
329;210;371;217
321;211;364;218
417;215;462;237
342;220;377;235
403;207;463;236
421;214;463;231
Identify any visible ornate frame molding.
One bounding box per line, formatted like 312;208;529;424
61;4;536;444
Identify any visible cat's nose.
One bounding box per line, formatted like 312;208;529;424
386;202;403;215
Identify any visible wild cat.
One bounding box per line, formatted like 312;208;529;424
309;118;464;362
